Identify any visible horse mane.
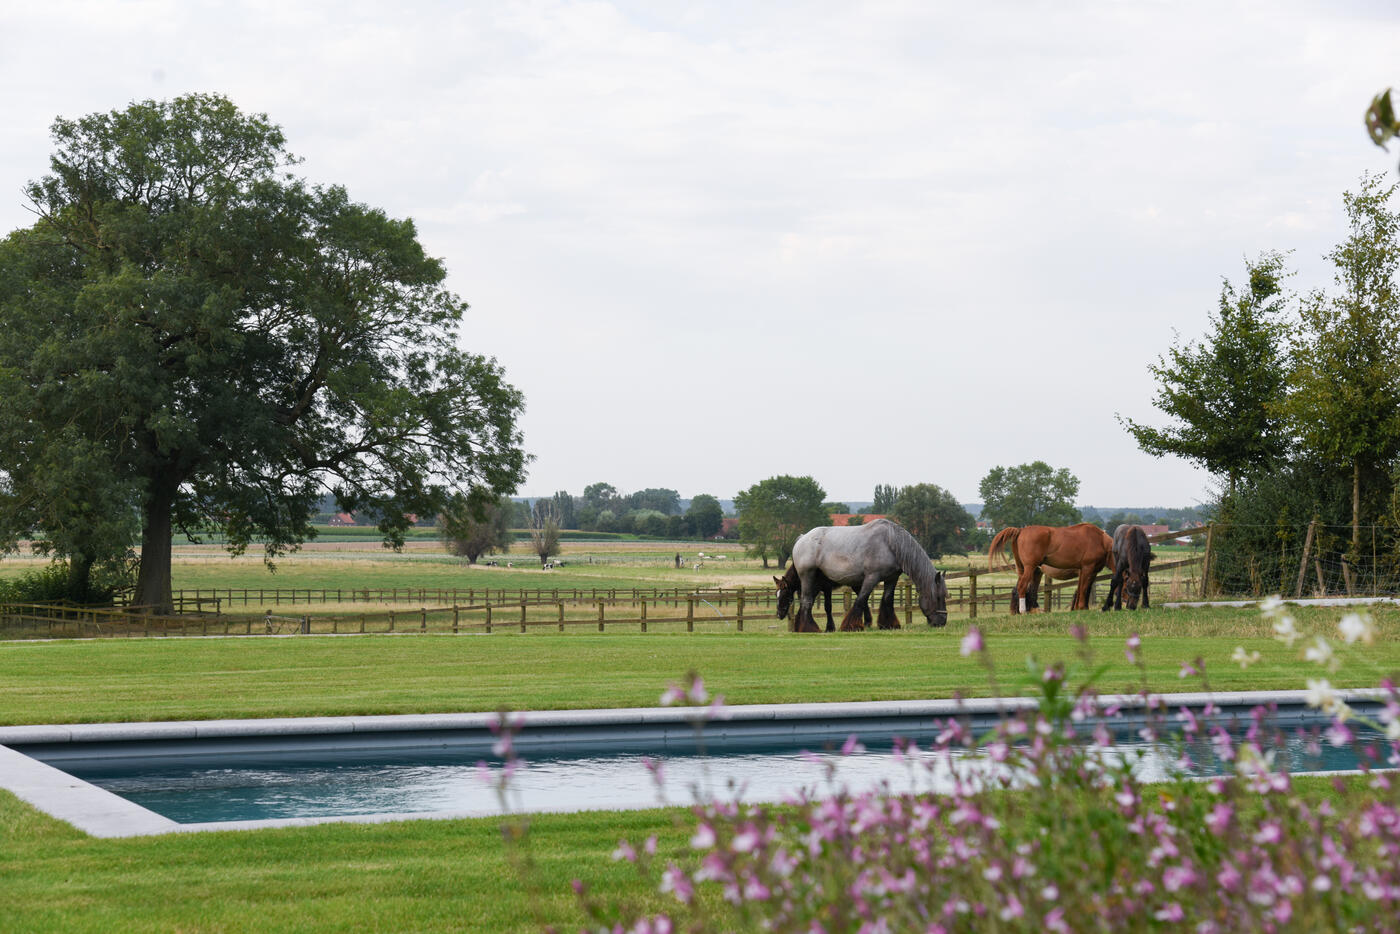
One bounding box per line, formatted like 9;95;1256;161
876;519;942;593
987;526;1020;571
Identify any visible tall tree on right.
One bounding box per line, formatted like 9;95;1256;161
1119;251;1292;499
977;461;1081;529
1284;173;1400;558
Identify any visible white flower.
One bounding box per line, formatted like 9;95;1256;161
1338;612;1376;645
1305;678;1347;716
1388;720;1400;742
1231;646;1261;669
1304;636;1335;668
1272;614;1300;647
1260;595;1286;615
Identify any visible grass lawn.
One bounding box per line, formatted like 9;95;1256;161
2;604;1398;725
0;789;686;933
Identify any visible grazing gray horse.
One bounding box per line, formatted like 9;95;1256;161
790;518;949;632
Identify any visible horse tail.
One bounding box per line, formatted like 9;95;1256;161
988;527;1020;572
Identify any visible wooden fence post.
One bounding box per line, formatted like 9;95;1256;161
640;601;647;633
597;601;605;632
1294;519;1315;598
1200;524;1215;598
969;572;978;620
558;602;566;632
453;606;460;633
736;590;744;632
485;605;493;633
421;607;427;631
686;597;694;633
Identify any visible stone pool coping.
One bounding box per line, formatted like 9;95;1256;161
0;689;1381;838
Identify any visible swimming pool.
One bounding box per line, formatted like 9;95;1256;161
0;690;1384;835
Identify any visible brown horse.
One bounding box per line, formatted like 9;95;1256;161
988;523;1114;613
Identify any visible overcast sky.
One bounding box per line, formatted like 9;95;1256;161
3;2;1398;509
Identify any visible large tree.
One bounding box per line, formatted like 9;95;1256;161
0;94;526;610
628;488;680;515
685;493;724;539
1120;251;1292;497
439;492;513;564
1284;173;1400;556
977;461;1081;529
734;475;828;568
892;483;974;557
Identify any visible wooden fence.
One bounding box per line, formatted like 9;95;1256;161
2;527;1209;640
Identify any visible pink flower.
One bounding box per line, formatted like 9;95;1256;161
1125;633;1141;663
659;865;693;904
998;894;1024;921
1204;803;1233;834
1163;865;1197;892
960;627;984;656
690;823;716;849
1153;902;1184;922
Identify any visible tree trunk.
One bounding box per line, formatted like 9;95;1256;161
134;475;177;614
1353;458;1362;561
67;552;94;603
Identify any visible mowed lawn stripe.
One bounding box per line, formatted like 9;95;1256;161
3;606;1399;725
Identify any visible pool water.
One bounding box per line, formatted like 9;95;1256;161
69;729;1379;824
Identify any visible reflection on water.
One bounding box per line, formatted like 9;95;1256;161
78;725;1378;825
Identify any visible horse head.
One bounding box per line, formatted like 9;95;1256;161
919;569;949;627
774;575;794;620
1123;553;1153;609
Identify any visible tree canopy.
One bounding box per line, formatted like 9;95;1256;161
439;492;513;564
1283;172;1400;553
734;475;828;568
977;462;1081;529
0;94;527;609
1120;251;1291;497
685;494;724;539
892;483;974;557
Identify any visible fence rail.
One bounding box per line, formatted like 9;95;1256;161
0;526;1218;640
2;565;1207;641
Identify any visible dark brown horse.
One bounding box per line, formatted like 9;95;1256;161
774;565;868;633
1102;524;1153;611
988;523;1114;613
